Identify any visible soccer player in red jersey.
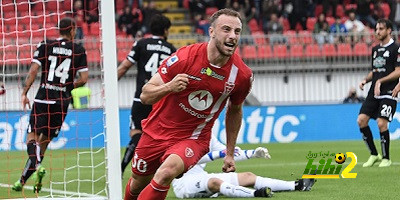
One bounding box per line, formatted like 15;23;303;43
124;8;253;200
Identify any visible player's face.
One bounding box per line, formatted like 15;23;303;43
210;15;242;57
375;23;390;41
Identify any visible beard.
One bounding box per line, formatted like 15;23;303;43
215;39;236;57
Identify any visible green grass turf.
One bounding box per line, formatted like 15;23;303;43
1;140;399;199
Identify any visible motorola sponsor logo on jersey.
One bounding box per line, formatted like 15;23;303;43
179;90;214;118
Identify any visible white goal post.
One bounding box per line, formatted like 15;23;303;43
100;0;122;199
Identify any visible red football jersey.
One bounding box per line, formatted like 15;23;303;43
141;42;253;142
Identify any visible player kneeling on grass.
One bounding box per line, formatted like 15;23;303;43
172;136;316;198
12;17;88;193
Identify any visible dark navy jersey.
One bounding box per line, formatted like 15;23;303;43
126;36;176;98
32;38;88;104
369;39;400;97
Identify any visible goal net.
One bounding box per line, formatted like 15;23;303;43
0;0;121;199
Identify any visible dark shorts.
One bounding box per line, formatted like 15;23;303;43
131;133;209;176
359;97;397;122
28;102;69;139
129;100;152;130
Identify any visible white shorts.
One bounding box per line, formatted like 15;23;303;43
172;172;239;198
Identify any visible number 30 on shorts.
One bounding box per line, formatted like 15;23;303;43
380;104;392;118
132;153;148;173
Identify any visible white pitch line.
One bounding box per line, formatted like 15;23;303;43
0;183;106;199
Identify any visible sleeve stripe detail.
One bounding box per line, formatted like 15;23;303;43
127;56;136;64
77;68;89;72
32;59;41;66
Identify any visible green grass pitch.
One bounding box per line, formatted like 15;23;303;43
0;140;399;199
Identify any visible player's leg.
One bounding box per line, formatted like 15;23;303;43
139;139;209;199
238;172;292;191
376;99;396;167
121;129;142;176
32;103;68;193
138;154;184;200
125;173;153;200
121;102;151;176
208;173;272;198
358;99;382;167
12;103;44;191
172;172;216;198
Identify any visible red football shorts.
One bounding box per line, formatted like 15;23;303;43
131;133;210;176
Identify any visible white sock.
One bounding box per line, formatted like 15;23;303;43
254;176;295;191
219;182;255;197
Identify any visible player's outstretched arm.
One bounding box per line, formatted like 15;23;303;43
117;59;134;80
359;71;372;90
21;63;40;111
223;101;243;173
197;147;271;164
140;73;189;105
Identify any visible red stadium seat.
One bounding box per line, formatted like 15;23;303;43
17;2;30;12
283;30;298;45
322;44;337;57
298;30;313;45
248;18;260;33
336;5;345;18
290;45;304;58
89;23;100;36
337;43;352;56
257;45;272;59
242;45;257;60
326;17;335;26
273;44;287;58
345;4;357;11
252;31;266;45
32;1;44;12
315;5;323;17
305;44;321;57
63;0;72;10
306;17;316;31
281;17;290;32
87;50;101;63
206;7;218;16
353;42;369;56
381;3;391;19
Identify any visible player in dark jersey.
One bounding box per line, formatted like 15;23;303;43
358;19;400;168
12;17;88;193
117;14;176;177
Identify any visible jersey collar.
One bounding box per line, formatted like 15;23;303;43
381;38;394;47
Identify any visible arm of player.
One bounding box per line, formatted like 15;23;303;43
74;70;89;88
140;73;189;105
117;59;134;80
359;71;372;91
222;101;243;173
197;147;271;164
21;63;40;111
374;67;400;96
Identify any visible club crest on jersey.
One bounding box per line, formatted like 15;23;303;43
223;82;235;94
185;147;194;158
188;90;213;111
166;55;178;67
